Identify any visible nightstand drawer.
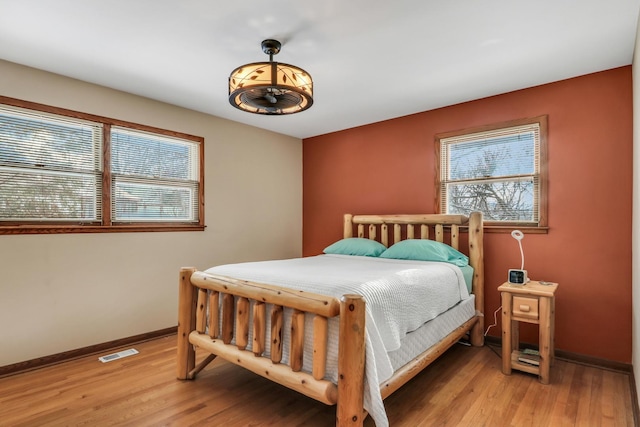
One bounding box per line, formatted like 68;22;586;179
512;296;539;320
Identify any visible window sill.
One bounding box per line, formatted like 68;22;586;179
481;225;549;234
0;224;206;235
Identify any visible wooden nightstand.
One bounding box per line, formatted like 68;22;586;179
499;280;558;384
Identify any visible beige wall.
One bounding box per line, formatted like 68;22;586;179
0;60;302;366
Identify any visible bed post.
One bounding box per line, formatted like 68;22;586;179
468;211;485;346
343;214;354;238
177;267;198;380
337;294;366;426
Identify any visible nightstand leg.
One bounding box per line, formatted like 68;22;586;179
501;293;512;375
539;296;551;384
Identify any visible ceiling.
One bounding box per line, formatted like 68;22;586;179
0;1;638;139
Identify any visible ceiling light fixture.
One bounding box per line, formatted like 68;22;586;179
228;39;313;115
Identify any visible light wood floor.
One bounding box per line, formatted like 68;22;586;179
0;335;635;426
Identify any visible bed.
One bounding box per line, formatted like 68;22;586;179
176;212;484;426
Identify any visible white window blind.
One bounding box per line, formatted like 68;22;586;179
439;122;541;223
110;127;200;223
0;105;102;222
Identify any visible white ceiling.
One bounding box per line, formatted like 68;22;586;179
0;1;638;139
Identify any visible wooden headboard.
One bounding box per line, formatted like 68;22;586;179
343;212;484;342
343;213;478;249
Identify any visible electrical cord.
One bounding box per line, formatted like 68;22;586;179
484;305;502;336
484;305;504;359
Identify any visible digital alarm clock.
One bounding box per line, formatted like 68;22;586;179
508;269;529;285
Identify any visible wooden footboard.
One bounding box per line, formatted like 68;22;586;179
176;211;484;427
176;268;368;424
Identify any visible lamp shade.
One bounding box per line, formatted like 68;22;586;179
228;40;313;115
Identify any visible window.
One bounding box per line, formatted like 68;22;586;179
0;97;204;234
435;116;547;231
110;127;200;223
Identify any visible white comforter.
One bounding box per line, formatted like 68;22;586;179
204;254;470;427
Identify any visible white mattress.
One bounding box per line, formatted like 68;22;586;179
388;296;476;370
203;254;475;427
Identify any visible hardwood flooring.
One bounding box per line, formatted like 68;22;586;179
0;336;635;426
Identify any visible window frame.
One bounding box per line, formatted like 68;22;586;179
435;115;548;233
0;96;205;235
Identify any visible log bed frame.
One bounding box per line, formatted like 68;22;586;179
177;212;484;426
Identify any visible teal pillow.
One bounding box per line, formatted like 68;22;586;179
323;238;387;257
379;239;469;267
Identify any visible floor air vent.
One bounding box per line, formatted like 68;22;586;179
98;348;139;363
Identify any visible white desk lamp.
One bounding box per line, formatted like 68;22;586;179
508;230;529;284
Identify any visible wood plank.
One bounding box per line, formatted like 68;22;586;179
221;293;234;344
271;305;284;363
190;332;337;405
381;224;388;247
209;291;219;339
313;315;328;380
368;224;376;240
195;288;207;333
435;224;443;242
351;214;469;225
252;301;266;356
176;267;197;379
343;214;353;238
290;309;305;372
468;211;485;346
451;224;459;250
337;294;366;426
235;297;250;350
421;224;429;240
0;326;177;378
0;337;634;426
191;272;340;318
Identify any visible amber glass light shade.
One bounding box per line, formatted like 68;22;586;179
228;40;313;115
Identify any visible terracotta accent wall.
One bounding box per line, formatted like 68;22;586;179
303;66;632;363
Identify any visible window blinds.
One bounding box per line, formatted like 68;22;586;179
440;123;540;223
110;127;200;222
0;105;102;221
